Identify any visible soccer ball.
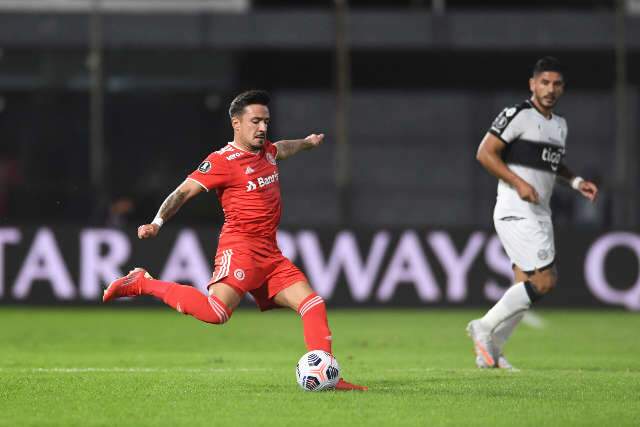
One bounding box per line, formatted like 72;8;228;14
295;350;340;391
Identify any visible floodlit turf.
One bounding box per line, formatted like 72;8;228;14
0;308;639;426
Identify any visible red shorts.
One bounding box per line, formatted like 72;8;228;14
208;245;307;311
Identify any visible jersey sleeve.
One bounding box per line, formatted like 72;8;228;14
186;153;231;192
488;106;525;144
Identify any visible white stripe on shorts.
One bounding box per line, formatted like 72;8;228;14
212;249;233;283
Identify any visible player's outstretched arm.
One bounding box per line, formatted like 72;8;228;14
476;132;539;204
274;133;324;160
137;179;204;239
556;163;598;202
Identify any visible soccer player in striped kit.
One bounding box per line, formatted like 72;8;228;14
467;57;599;369
103;90;366;391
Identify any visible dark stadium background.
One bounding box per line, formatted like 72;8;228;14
0;0;639;309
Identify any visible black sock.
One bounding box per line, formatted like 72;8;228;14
524;281;543;303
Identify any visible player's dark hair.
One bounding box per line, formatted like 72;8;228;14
532;56;564;77
228;90;270;118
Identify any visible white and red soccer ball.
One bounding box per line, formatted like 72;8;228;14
295;350;340;391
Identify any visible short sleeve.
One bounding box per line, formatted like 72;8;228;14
187;154;231;191
488;106;525;144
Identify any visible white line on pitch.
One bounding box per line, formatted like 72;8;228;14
0;367;270;373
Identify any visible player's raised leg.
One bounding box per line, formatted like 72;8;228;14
273;281;368;391
103;269;237;325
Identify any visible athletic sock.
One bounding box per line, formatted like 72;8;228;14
480;281;539;332
298;293;332;353
142;278;232;324
493;311;525;352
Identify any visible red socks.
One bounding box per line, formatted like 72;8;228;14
142;278;231;324
138;279;329;348
298;293;332;353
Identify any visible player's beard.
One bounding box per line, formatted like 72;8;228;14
241;137;264;152
536;93;558;110
252;133;266;147
239;133;265;151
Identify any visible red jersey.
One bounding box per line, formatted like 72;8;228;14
187;140;281;246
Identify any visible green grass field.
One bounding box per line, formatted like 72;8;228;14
0;308;639;426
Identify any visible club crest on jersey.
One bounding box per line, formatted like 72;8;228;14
198;161;212;173
234;269;245;281
266;152;276;165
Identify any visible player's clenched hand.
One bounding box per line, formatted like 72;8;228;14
578;180;598;203
304;133;325;149
137;224;160;239
515;180;539;204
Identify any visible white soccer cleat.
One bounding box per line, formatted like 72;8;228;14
475;355;493;369
496;354;519;371
476;353;520;371
467;319;498;368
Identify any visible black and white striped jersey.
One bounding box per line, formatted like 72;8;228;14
488;99;568;220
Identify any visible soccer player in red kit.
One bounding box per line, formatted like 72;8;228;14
103;90;366;391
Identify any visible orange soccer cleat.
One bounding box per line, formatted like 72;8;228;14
335;378;368;391
102;268;151;302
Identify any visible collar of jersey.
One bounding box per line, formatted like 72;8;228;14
526;99;554;121
229;141;259;155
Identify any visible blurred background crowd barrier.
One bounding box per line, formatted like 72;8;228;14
0;0;638;307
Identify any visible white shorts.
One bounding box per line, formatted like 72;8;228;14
493;216;555;273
